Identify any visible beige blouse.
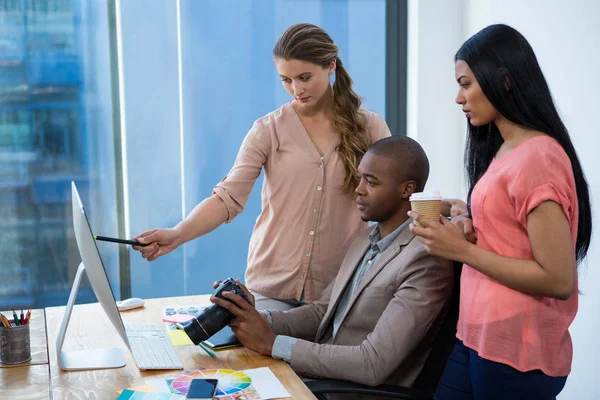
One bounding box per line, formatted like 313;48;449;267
213;102;390;302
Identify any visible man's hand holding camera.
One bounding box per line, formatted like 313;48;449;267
210;280;276;356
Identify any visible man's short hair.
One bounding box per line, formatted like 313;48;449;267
367;136;430;192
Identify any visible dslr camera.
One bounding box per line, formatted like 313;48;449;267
180;278;252;345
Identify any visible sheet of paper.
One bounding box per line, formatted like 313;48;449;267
143;367;291;399
244;367;291;399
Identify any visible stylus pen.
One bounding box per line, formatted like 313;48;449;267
94;235;150;247
199;342;216;358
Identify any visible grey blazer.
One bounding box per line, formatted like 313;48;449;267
270;224;453;387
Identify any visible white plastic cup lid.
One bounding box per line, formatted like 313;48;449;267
409;191;442;201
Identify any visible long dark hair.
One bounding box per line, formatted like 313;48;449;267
273;23;368;193
456;24;592;263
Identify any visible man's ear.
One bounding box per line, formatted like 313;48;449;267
400;180;417;199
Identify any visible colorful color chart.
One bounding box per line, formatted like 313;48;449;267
116;389;184;399
170;369;252;397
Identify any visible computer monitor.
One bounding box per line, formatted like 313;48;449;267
56;182;131;370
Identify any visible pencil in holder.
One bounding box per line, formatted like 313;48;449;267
0;321;31;364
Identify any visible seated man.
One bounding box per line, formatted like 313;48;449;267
211;135;453;387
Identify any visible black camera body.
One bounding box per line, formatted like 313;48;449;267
213;278;251;305
180;278;251;345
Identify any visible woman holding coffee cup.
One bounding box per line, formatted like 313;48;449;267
409;24;592;399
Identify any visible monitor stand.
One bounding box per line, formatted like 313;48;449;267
56;262;126;371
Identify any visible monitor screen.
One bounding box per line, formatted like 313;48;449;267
71;182;130;349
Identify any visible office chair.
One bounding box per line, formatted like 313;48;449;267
306;261;463;400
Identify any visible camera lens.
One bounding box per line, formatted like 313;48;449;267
180;304;233;345
180;278;252;346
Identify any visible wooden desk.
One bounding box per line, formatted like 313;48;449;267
0;365;50;400
46;295;317;399
0;309;50;400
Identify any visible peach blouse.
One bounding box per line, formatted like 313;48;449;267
213;102;390;302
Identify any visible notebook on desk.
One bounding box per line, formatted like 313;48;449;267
202;326;241;350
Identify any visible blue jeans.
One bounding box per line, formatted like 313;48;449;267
434;341;567;400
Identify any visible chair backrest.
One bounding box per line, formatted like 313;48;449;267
412;261;462;392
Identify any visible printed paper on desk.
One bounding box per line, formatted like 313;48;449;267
162;304;208;319
144;367;291;399
244;367;291;399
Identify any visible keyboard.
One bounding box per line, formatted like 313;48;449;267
124;324;183;370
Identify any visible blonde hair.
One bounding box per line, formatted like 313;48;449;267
273;23;368;194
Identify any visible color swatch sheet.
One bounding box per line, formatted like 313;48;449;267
145;367;291;399
172;369;253;397
116;389;183;399
162;304;208;346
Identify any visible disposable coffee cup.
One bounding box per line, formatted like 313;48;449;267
410;191;442;226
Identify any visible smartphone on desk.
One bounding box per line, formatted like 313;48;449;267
186;378;218;399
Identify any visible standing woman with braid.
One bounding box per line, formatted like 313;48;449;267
133;23;390;310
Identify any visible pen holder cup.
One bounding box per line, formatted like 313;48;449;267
0;321;31;364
